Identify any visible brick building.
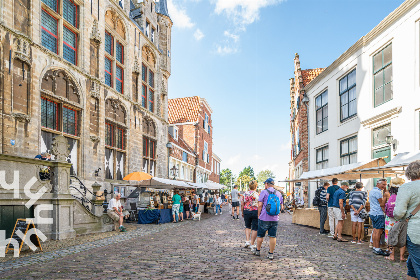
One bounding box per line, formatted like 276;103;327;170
0;0;173;191
289;54;323;204
168;96;221;183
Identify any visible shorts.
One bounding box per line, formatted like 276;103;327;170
370;215;385;229
107;210;120;222
232;201;240;207
350;210;364;223
243;210;258;231
257;220;278;238
333;207;345;221
184;203;190;211
407;235;420;279
172;204;180;215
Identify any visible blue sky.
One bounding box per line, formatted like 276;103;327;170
166;0;405;185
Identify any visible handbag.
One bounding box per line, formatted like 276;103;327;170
358;208;369;219
388;203;420;248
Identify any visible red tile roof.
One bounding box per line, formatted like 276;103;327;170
301;68;325;87
168;96;201;124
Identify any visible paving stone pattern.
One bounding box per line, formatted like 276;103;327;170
0;212;407;279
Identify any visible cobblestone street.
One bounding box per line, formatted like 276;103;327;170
0;212;407;279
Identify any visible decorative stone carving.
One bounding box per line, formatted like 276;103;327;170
90;19;101;44
90;135;101;143
51;135;70;162
11;112;30;123
161;79;167;96
108;98;122;109
90;81;100;99
133;56;141;74
14;38;31;64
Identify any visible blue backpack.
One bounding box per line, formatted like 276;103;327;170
265;189;281;216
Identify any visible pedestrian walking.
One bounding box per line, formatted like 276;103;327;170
326;178;340;238
349;182;367;244
192;191;200;213
231;185;242;220
241;180;259;251
394;161;420;279
184;196;191;219
179;195;184;222
369;178;390;256
254;178;284;259
316;182;329;234
384;178;406;261
214;194;222;215
172;190;181;223
332;182;349;242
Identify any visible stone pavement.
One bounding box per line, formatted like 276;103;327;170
0;212;407;279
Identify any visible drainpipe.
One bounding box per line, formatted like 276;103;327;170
302;93;310;205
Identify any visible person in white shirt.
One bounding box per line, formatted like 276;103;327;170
214;194;222;215
107;193;128;232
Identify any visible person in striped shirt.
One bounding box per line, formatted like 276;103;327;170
318;182;329;234
349;182;368;244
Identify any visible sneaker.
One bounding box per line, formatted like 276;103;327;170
119;228;126;232
215;213;218;215
351;240;357;244
369;242;373;248
254;250;260;256
250;245;256;252
220;212;222;214
232;216;236;220
327;235;334;238
267;253;274;260
373;249;390;256
245;241;251;248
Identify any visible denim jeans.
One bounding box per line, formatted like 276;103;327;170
318;206;328;233
257;220;278;238
407;235;420;279
215;204;221;214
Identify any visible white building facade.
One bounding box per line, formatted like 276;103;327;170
304;0;420;203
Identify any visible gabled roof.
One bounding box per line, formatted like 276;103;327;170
301;68;325;87
168;96;201;124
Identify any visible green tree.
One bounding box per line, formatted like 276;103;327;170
239;166;256;180
220;168;236;189
236;174;252;191
256;170;276;186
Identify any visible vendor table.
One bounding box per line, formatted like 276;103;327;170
138;209;187;224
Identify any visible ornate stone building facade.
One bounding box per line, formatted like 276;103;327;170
0;0;172;190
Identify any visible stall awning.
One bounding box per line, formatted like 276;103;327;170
205;182;226;190
136;177;194;189
288;158;391;182
186;182;208;189
358;152;420;172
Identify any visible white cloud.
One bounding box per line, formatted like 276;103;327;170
194;29;205;41
215;45;238;55
280;141;291;152
223;31;240;43
212;0;283;29
167;0;195;29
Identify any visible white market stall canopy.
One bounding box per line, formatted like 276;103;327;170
186;182;208;189
136;177;195;189
289;158;392;182
205;182;226;190
358;151;420;172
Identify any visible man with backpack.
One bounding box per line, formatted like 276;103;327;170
313;182;329;234
254;178;283;259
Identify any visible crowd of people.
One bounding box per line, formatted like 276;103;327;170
314;161;420;279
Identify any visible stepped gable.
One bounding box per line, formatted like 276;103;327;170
168;96;201;124
301;68;325;87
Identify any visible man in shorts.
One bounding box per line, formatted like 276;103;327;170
369;179;389;256
231;185;242;219
254;178;284;259
107;193;128;232
331;182;349;242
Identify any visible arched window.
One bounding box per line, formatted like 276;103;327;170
40;69;81;175
105;99;127;180
104;10;126;94
41;0;79;65
142;118;156;176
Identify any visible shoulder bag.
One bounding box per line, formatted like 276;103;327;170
388;203;420;248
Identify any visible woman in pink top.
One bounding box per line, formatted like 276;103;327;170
241;180;259;251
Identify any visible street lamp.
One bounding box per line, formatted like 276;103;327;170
170;165;178;180
386;132;398;151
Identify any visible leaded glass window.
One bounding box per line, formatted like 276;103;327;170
142;64;147;82
339;69;356;121
42;0;57;12
148;89;154;112
63;0;77;27
41;97;58;130
116;66;123;93
63;27;77;65
63;106;77;135
41;10;58;54
142;84;147;108
105;57;112;87
105;123;114;147
116;42;123;64
105;32;113;55
148;70;154;87
116;127;124;150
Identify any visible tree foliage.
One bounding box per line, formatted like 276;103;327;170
256;170;276;186
220;168;236;188
239;166;256;180
236;174;253;191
